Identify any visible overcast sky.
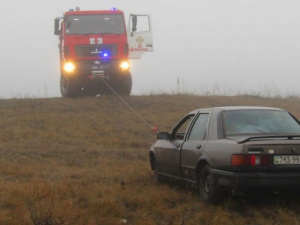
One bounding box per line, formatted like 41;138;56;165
0;0;300;98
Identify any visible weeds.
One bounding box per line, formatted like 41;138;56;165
0;95;300;224
27;180;71;225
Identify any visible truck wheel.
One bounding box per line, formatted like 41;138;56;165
113;72;132;95
60;75;80;97
199;165;222;203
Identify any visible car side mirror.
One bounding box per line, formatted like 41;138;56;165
157;132;170;140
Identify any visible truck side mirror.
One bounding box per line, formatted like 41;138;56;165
54;18;61;35
131;15;137;32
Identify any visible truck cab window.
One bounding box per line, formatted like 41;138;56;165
65;14;125;35
130;15;150;33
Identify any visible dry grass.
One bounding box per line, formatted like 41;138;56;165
1;94;300;224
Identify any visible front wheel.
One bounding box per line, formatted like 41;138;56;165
151;157;162;183
60;75;81;97
199;165;222;203
112;72;132;96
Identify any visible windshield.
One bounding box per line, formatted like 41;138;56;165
65;14;125;35
223;110;300;136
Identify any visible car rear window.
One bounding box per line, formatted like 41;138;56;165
223;110;300;136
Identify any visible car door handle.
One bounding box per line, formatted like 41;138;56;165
196;144;202;149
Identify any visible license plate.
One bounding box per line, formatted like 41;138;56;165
92;71;104;77
274;155;300;165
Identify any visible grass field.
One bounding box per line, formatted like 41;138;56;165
1;94;300;225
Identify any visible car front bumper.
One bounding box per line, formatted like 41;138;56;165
212;169;300;190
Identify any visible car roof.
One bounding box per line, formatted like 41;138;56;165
188;106;284;114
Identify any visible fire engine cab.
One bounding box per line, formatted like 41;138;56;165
54;7;153;97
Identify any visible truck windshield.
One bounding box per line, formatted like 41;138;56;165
223;110;300;136
65;14;125;35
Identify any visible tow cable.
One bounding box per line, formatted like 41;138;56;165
100;78;158;134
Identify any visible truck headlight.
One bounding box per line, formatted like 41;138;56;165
64;62;76;73
120;61;130;70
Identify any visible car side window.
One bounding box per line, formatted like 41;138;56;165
172;115;194;140
187;114;209;141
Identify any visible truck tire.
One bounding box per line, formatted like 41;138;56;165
60;75;81;97
112;72;132;96
199;165;222;203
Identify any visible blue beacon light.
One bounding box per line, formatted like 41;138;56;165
101;51;109;58
111;7;118;11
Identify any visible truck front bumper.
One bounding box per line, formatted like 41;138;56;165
75;60;129;79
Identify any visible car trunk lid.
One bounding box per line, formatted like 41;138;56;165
242;138;300;171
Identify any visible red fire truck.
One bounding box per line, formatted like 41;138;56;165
54;7;153;97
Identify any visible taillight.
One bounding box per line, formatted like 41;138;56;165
231;154;271;166
231;155;244;166
260;155;271;165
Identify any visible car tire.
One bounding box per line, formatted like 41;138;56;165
199;165;222;203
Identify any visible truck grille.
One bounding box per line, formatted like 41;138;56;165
75;44;118;57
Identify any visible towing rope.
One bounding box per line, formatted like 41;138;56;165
100;78;157;134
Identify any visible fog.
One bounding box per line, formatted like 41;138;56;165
1;0;300;98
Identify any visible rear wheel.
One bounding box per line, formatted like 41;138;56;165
60;75;81;98
199;165;222;203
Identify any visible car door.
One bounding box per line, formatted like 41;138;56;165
180;112;211;181
156;114;195;178
127;14;153;59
